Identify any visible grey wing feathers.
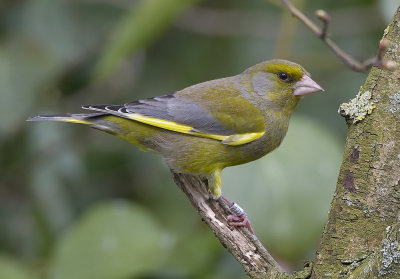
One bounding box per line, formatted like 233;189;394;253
83;94;234;135
124;94;175;120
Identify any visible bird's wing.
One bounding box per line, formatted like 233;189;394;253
83;92;266;146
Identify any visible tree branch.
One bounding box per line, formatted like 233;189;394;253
171;172;315;278
280;0;394;72
170;171;294;278
311;5;400;278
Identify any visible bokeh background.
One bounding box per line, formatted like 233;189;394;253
0;0;395;278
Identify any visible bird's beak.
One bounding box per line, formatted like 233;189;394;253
293;75;324;96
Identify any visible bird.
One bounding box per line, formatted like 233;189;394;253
28;59;323;233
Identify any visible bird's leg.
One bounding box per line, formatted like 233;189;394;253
208;169;222;199
208;170;254;233
219;196;254;234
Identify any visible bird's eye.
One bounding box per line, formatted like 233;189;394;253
278;71;290;81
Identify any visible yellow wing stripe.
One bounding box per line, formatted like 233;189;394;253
221;133;265;146
129;114;193;134
126;113;264;146
59;118;95;125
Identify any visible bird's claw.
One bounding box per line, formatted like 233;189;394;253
227;213;254;234
219;196;255;234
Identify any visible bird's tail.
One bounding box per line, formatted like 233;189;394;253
26;112;121;135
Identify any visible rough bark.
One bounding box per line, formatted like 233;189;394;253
171;6;400;279
311;6;400;279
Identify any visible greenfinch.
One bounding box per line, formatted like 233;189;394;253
28;59;323;231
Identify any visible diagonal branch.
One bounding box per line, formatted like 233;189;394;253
171;171;293;278
280;0;394;72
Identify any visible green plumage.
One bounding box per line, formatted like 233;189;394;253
28;59;323;198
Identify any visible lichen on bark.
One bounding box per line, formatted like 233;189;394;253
338;89;376;124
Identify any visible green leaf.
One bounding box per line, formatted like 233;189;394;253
49;201;165;279
95;0;199;79
222;115;342;262
0;254;37;279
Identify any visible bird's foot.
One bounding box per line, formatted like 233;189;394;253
227;212;254;234
219;196;254;234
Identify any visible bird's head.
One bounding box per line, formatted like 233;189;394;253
243;59;323;111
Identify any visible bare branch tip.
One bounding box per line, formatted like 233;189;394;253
370;39;396;71
378;38;390;60
379;38;390;50
315;9;330;39
315;9;330;22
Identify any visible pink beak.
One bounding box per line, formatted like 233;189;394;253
293;75;324;96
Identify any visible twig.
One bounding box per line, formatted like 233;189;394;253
281;0;393;72
315;9;329;39
170;171;288;278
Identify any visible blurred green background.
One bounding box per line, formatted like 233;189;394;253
0;0;394;278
